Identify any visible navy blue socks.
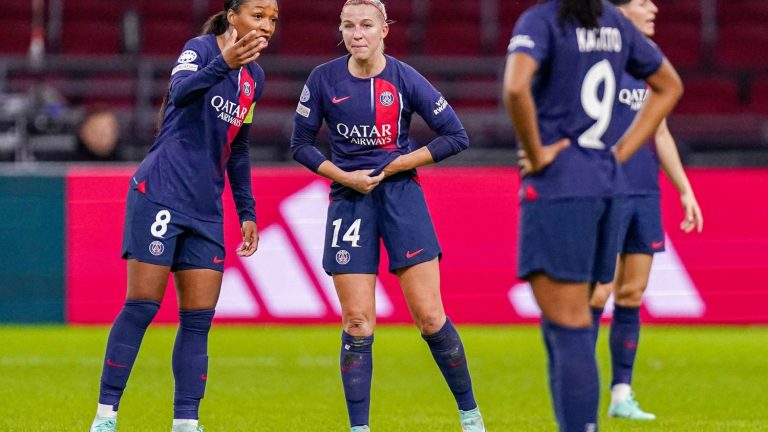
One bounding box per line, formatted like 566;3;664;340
422;318;477;411
541;319;600;432
340;331;374;427
172;309;215;420
99;300;161;408
610;305;641;387
591;307;604;346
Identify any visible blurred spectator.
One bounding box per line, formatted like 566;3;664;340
72;108;121;161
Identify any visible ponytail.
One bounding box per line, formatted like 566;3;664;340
559;0;603;28
201;10;229;35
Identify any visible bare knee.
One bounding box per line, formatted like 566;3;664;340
414;312;446;336
614;281;646;307
343;314;375;337
590;283;613;308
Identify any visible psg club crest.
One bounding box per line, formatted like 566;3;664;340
242;81;252;97
336;249;350;265
300;85;311;103
379;91;395;107
149;241;165;256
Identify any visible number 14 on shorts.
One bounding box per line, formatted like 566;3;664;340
331;218;361;247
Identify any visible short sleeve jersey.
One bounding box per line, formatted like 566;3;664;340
605;73;660;195
508;0;664;198
133;34;265;222
291;55;463;173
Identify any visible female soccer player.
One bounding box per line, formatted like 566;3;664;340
291;1;485;431
503;0;682;430
587;0;703;421
88;1;277;431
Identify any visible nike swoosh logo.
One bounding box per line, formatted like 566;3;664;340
200;374;207;380
107;359;127;368
651;241;664;249
213;257;225;263
332;96;351;104
406;248;425;259
625;342;639;349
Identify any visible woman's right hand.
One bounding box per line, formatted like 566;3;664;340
342;169;385;194
517;138;570;176
221;30;269;69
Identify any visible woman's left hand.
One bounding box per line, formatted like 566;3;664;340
237;221;259;257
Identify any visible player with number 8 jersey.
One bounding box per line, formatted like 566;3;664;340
503;0;682;431
291;1;486;431
89;1;277;431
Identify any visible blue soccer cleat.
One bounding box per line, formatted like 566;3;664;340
350;426;370;432
459;407;487;432
608;393;656;420
89;416;117;432
170;423;204;432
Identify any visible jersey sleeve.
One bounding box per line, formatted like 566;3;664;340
507;8;551;63
290;68;328;172
622;16;664;80
403;64;469;163
227;123;256;224
169;37;231;108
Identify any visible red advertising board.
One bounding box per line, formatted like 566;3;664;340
66;167;768;324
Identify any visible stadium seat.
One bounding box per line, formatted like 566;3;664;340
658;0;701;25
61;20;122;55
674;76;741;114
653;23;702;68
63;0;124;21
425;21;483;56
0;0;33;19
429;0;482;22
142;20;196;56
747;78;768;115
714;26;768;70
0;19;31;54
275;19;343;56
718;0;768;26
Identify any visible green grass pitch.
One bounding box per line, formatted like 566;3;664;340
1;325;767;431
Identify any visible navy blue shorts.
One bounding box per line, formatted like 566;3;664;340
518;197;622;284
323;174;441;275
121;187;225;272
618;194;665;255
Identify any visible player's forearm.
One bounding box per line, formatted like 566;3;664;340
425;126;468;163
655;122;693;195
227;140;257;223
316;160;354;185
504;88;544;169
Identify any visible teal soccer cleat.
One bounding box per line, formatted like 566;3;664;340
459;407;487;432
89;416;116;432
350;426;370;432
608;393;656;420
171;424;204;432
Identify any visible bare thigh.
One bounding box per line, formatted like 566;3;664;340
397;258;446;335
174;269;223;310
333;273;377;337
530;273;592;328
126;259;171;302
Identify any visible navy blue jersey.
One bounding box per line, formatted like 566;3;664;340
132;34;263;223
290;55;468;177
608;74;660;195
508;0;664;198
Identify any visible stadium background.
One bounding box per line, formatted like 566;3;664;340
0;1;767;430
1;0;766;324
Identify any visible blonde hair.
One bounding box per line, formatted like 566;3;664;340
341;0;388;23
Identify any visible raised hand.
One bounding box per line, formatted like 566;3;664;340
221;30;269;69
